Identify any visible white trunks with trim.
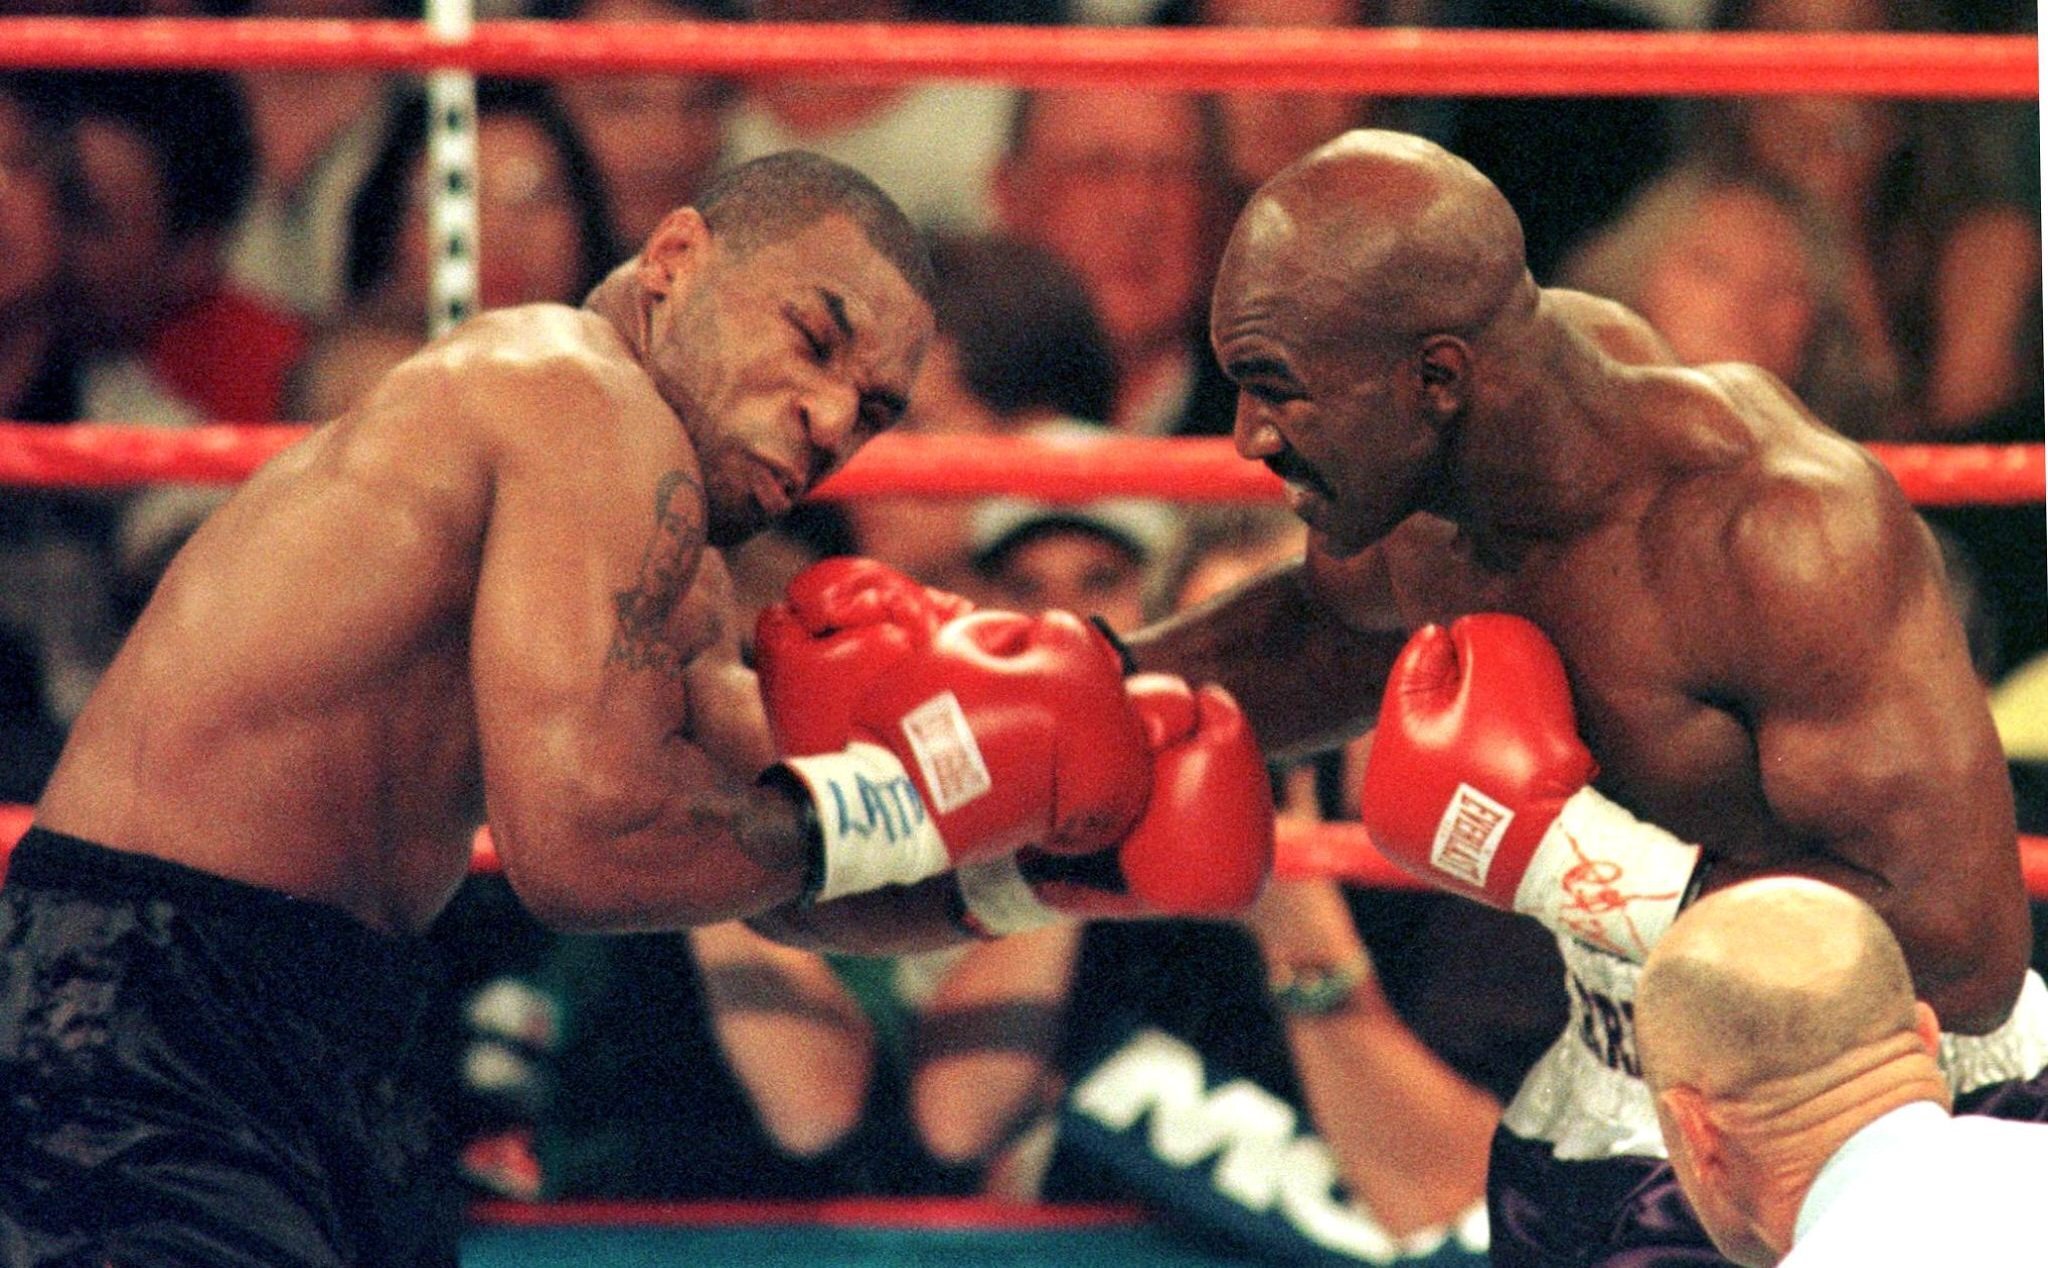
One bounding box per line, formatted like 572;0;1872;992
1499;933;2048;1162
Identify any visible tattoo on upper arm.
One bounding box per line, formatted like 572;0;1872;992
609;470;709;679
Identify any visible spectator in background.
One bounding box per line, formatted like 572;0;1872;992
60;71;305;429
990;88;1238;437
0;80;77;431
226;0;416;322
540;0;739;248
0;77;104;803
1697;0;2046;689
1559;163;1900;441
846;232;1122;595
724;0;1013;232
1699;0;2041;441
966;461;1178;623
287;79;622;420
341;79;618;337
1162;0;1387;198
1636;876;2048;1266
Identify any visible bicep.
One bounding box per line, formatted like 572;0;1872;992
469;418;704;858
1713;489;2025;1026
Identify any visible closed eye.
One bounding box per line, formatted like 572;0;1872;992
786;303;831;364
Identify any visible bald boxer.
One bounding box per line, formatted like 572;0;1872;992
1637;877;2048;1266
1121;129;2048;1265
0;151;1266;1267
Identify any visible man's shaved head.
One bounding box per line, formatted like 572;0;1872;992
1637;877;1921;1099
1219;129;1531;348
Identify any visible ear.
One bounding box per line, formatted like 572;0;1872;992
637;206;711;301
1661;1085;1723;1181
1413;335;1471;421
1911;1001;1941;1058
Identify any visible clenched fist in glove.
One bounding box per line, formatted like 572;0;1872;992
1360;614;1704;961
756;558;1153;903
756;556;976;758
954;674;1275;937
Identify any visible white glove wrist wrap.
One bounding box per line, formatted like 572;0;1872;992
953;854;1065;939
1510;786;1702;963
782;743;952;902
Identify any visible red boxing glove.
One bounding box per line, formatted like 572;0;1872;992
756;557;975;758
766;607;1152;902
954;675;1275;935
1360;614;1702;961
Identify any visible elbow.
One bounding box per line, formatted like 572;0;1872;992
491;821;660;934
749;1057;874;1158
1923;924;2032;1037
911;1066;1046;1167
1896;877;2033;1036
496;845;616;932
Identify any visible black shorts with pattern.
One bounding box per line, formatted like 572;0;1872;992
0;827;462;1268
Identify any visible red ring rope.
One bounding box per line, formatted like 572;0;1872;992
4;809;2048;896
0;18;2036;890
0;18;2031;97
0;425;2040;507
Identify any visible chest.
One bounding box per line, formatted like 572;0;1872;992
1380;525;1758;833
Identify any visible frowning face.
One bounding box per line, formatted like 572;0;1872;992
643;211;932;548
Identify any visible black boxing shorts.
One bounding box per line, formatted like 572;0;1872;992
0;827;462;1268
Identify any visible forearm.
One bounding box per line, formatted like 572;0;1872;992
911;923;1081;1165
1123;562;1390;761
495;749;814;933
1247;881;1496;1235
692;921;876;1157
1282;1000;1499;1237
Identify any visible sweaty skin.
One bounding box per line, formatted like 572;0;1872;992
1127;130;2027;1035
37;209;933;938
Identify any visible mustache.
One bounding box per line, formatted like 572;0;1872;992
1265;450;1328;496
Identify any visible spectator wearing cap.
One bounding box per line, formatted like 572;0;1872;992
848;232;1128;596
967;446;1180;631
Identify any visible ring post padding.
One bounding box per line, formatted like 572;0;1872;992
425;0;480;337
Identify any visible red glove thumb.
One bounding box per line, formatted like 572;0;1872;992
1381;621;1461;735
1116;680;1273;913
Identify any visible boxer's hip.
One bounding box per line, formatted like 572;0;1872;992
0;826;461;1266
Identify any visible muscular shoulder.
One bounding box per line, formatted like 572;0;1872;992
1656;368;1931;671
438;306;655;429
1545;288;1679;368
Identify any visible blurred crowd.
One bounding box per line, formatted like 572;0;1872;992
0;0;2036;1259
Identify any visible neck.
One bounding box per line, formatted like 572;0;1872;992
1712;1033;1950;1260
1443;301;1626;561
586;263;649;360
